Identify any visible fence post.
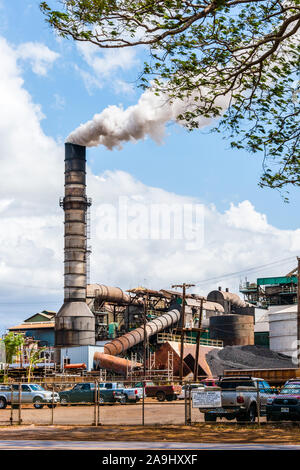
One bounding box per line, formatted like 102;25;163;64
142;380;145;426
97;382;101;426
187;385;192;425
10;384;13;425
184;384;187;425
18;383;22;425
256;386;261;426
93;380;97;426
51;383;54;425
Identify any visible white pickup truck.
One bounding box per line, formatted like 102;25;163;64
0;384;60;409
98;382;143;403
199;376;277;422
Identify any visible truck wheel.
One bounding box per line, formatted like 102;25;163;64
47;404;56;409
266;414;274;422
246;404;256;423
0;398;7;409
166;395;174;402
33;398;44;409
156;391;166;402
124;394;129;403
204;414;217;422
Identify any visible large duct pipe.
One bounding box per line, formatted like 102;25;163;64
93;353;142;375
87;284;131;304
55;143;95;348
103;308;181;356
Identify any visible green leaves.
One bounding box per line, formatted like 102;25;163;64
3;332;25;364
40;0;300;195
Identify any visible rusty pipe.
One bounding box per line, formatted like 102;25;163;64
103;308;181;356
86;284;140;304
93;353;142;375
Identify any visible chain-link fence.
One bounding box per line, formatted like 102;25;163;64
0;379;299;426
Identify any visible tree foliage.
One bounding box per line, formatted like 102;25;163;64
40;1;300;193
3;332;25;364
26;347;46;383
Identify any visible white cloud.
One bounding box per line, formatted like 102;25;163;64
52;93;66;110
16;41;59;76
76;41;139;92
77;42;138;76
0;35;299;334
224;201;269;233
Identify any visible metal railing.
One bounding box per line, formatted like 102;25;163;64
157;332;223;347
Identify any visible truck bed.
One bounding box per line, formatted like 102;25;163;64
224;368;300;386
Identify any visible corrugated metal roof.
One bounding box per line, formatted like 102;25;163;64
9;322;55;330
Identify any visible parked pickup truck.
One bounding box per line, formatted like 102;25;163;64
134;381;182;402
199;376;276;422
0;384;60;409
266;379;300;421
59;382;125;405
178;383;204;400
98;382;143;403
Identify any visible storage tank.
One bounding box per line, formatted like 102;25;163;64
269;305;297;357
209;314;254;346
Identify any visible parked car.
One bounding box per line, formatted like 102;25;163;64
0;384;60;409
59;382;125;405
199;376;275;422
200;378;218;387
178;383;204;400
134;381;182;402
266;379;300;421
98;382;143;403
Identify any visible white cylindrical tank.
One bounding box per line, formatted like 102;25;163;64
269;305;298;357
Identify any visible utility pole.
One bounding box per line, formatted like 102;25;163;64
194;298;204;381
297;257;300;367
143;293;148;378
172;283;195;383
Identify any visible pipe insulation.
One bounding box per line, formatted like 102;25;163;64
87;284;131;304
103;307;181;356
93;353;142;375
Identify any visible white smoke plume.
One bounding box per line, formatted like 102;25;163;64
66;88;229;149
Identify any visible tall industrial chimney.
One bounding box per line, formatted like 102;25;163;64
55;143;95;349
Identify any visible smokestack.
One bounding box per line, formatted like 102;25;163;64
55;143;95;349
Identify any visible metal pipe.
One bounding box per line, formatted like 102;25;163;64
103;308;181;356
93;353;142;375
87;284;131;304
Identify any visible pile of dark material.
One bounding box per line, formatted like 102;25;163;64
206;345;295;377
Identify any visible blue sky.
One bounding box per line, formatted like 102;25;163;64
0;0;299;333
2;0;300;227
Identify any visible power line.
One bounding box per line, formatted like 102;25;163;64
193;255;297;286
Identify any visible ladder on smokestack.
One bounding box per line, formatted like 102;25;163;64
85;203;92;285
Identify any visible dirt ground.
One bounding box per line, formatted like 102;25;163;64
1;401;299;444
1;423;300;444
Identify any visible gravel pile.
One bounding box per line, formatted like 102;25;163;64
206;345;295;377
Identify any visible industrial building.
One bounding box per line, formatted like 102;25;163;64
3;142;298;379
240;274;298;356
8;311;55;347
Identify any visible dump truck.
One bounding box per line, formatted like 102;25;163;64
224;368;300;386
